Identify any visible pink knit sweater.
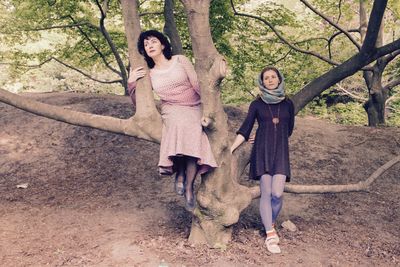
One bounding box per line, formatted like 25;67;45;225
128;55;201;107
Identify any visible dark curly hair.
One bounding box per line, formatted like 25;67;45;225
137;30;172;68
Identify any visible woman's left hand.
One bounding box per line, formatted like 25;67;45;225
248;134;255;144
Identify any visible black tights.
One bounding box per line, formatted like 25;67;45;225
174;156;198;201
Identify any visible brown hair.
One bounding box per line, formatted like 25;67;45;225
260;66;282;83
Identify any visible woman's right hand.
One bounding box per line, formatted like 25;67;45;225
230;134;246;154
128;66;146;83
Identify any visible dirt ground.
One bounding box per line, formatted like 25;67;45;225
1;92;399;267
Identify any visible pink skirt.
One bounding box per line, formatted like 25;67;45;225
158;104;217;175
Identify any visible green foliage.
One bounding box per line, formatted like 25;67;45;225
210;0;235;57
300;96;368;126
139;0;164;30
387;103;400;126
327;103;368;125
1;0;126;84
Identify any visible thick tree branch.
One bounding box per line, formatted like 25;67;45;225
360;0;388;52
182;0;227;130
230;0;340;66
336;82;367;102
0;89;160;143
163;0;184;55
381;49;400;66
300;0;361;50
250;155;400;196
383;77;400;91
292;37;400;113
121;0;162;127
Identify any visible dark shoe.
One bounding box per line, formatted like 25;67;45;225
185;193;196;212
174;181;185;195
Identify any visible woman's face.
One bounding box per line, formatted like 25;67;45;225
143;36;164;58
262;70;280;90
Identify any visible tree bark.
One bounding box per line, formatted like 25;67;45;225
163;0;184;55
363;59;387;126
0;89;160;142
360;1;389;126
181;0;254;247
364;89;386;126
120;0;162;139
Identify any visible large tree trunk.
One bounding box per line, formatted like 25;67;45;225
364;90;386;126
120;0;162;136
360;0;387;126
163;0;184;55
181;0;254;247
363;63;387;126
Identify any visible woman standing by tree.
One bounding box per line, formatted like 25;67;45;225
128;30;217;211
230;66;295;254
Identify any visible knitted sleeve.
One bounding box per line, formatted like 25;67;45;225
177;55;200;95
127;81;137;107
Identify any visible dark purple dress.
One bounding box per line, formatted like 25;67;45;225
237;97;295;181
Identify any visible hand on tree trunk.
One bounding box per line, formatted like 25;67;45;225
128;66;146;83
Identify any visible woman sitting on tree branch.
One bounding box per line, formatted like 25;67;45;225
231;66;295;254
128;30;217;211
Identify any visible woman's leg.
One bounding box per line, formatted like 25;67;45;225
259;174;273;232
271;174;286;225
260;174;281;253
174;156;186;183
173;157;186;195
184;156;198;210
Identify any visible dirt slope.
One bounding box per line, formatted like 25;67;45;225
1;92;399;266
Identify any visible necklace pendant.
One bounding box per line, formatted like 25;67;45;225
272;117;280;124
